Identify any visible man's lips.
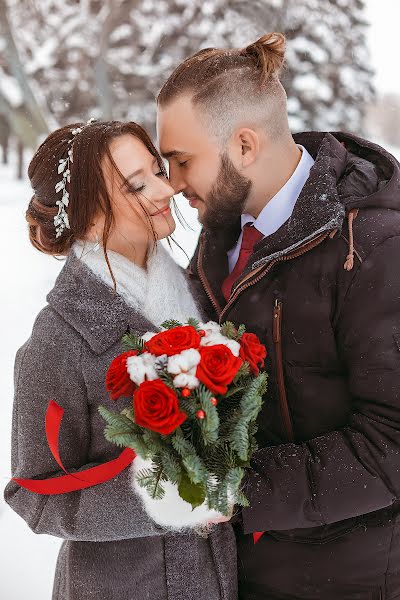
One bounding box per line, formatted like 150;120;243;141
187;197;202;208
150;205;171;217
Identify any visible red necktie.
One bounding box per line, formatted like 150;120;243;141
222;223;263;301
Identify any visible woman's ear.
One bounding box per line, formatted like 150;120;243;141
231;127;260;169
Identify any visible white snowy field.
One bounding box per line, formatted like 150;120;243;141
1;140;399;599
0;155;201;600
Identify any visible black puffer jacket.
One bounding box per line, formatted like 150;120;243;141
188;132;400;600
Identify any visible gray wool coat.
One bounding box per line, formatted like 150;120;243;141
4;252;238;600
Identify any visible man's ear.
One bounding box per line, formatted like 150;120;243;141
230;127;260;168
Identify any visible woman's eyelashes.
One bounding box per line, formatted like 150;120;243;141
129;171;166;193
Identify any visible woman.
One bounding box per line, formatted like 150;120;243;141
3;120;237;600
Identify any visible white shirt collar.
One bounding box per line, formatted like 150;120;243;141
240;144;315;237
227;145;315;273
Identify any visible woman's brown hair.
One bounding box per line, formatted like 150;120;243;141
27;121;170;278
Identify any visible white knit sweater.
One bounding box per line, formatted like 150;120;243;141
72;240;202;327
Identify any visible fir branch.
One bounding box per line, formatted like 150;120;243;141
98;406;136;430
224;384;246;399
233;362;251;383
197;387;219;445
136;463;168;500
186;317;201;330
203;443;234;479
160;448;182;484
230;372;267;461
235;490;250;507
121;406;134;422
157;369;176;390
122;332;145;352
179;396;197;418
142;430;167;454
220;321;238;340
236;324;246;339
160;319;183;329
172;429;206;484
226;467;245;496
182;454;207;484
205;474;220;511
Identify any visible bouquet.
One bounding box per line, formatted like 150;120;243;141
99;318;267;529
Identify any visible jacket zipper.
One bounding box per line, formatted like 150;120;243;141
218;230;332;322
197;233;223;315
273;299;294;442
197;230;332;444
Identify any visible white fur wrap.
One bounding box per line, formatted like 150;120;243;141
130;456;226;530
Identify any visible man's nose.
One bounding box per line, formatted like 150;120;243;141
168;163;186;194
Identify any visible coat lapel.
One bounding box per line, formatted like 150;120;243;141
47;252;156;355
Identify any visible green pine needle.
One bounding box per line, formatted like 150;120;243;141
160;319;183;329
186;317;201;330
122;332;145;352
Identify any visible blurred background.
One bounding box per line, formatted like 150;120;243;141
0;1;399;598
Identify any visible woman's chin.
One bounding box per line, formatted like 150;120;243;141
156;217;176;240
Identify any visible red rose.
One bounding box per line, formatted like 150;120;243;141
239;333;267;375
106;350;138;400
133;380;187;435
145;325;201;357
196;344;243;396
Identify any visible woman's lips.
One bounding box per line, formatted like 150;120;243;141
151;205;171;217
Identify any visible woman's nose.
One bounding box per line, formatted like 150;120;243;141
156;177;175;200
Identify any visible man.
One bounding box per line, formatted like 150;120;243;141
157;32;400;599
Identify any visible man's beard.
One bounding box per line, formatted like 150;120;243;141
199;152;251;231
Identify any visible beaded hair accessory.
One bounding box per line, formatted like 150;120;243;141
54;117;97;238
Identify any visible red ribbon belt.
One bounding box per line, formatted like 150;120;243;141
12;400;136;495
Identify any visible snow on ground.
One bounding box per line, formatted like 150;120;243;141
1;139;399;599
0;155;200;600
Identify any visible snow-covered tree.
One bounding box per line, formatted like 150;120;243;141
0;0;374;148
283;0;374;133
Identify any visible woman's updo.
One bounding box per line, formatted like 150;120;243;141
26;120;167;256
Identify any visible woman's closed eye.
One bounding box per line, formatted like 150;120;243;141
129;171;166;193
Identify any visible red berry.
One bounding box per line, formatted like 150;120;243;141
211;397;218;406
197;410;205;420
181;388;191;397
199;330;206;337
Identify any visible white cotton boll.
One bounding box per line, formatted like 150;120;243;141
200;333;241;357
126;354;158;385
167;348;201;375
223;338;241;357
200;333;223;347
200;321;221;336
173;373;200;389
142;331;157;342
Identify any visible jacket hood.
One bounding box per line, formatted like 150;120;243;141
294;131;400;212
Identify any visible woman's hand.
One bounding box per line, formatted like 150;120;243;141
207;514;232;524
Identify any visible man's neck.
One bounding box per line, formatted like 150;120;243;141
247;139;302;218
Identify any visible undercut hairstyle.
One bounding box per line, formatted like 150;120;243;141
157;32;289;144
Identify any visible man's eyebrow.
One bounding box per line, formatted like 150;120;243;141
161;150;187;159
